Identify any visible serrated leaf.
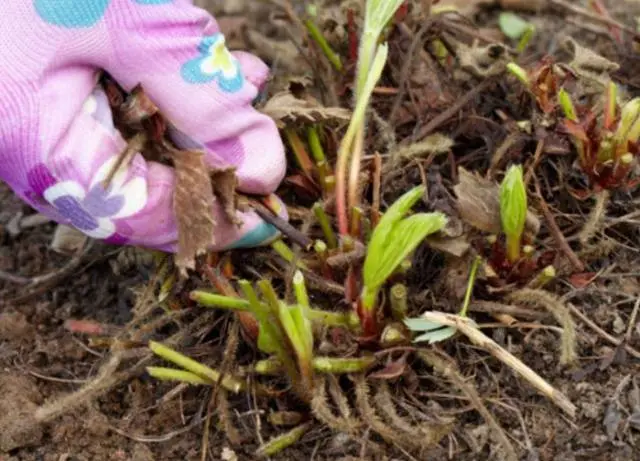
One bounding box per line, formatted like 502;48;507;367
413;326;456;344
171;150;216;276
261;92;351;128
499;12;531;40
365;211;447;289
364;186;425;280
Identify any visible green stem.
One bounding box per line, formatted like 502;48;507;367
313;202;338;249
190;291;250;310
390;284;408;320
256;422;313;457
293;271;310;309
304;19;343;72
307;125;327;164
272;240;308;270
505;234;521;264
148;341;243;393
526;265;556;289
308;309;360;330
312;356;376;374
146;367;211;385
459;256;482;318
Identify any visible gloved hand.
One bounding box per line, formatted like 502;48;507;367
0;1;287;252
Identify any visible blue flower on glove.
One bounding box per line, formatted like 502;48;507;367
181;33;244;93
34;0;172;28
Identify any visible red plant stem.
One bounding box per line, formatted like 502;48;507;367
356;298;377;339
372;153;382;227
335;162;349;236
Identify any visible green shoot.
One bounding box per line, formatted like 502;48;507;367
256;422;313;457
517;25;535;53
498;12;535;53
390;283;408;320
360;186;447;335
499;165;527;263
527;265;556;289
558;88;578;122
507;62;530;87
148;341;243;393
614;97;640;153
239;280;282;355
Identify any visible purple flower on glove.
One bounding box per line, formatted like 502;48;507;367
26;158;147;242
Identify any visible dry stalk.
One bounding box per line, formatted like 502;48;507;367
418;349;518;461
418;311;577;418
506;289;577;365
578;190;610;245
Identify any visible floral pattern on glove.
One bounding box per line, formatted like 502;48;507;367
181;33;244;93
34;0;172;28
27;158;147;240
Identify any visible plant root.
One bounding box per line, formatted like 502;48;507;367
35;348;129;423
375;382;453;447
310;377;360;435
578;189;610;245
506;289;577;366
353;375;448;454
418;349;518;461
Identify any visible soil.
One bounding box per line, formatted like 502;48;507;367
1;1;640;461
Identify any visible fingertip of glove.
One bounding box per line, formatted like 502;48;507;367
232;51;270;90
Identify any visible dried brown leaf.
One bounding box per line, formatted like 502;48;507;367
563;37;619;90
454;167;539;238
172;150;216;276
211;167;241;226
261;91;351;128
456;42;509;79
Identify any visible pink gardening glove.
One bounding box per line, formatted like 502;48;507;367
0;0;287;252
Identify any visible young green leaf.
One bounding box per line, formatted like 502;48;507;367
500;165;527;263
615;97;640;145
364;185;426;275
413;326;457;344
499;12;532;40
558;88;578;122
364;212;447;290
404;318;448;332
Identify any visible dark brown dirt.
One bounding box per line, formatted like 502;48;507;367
2;1;640;460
